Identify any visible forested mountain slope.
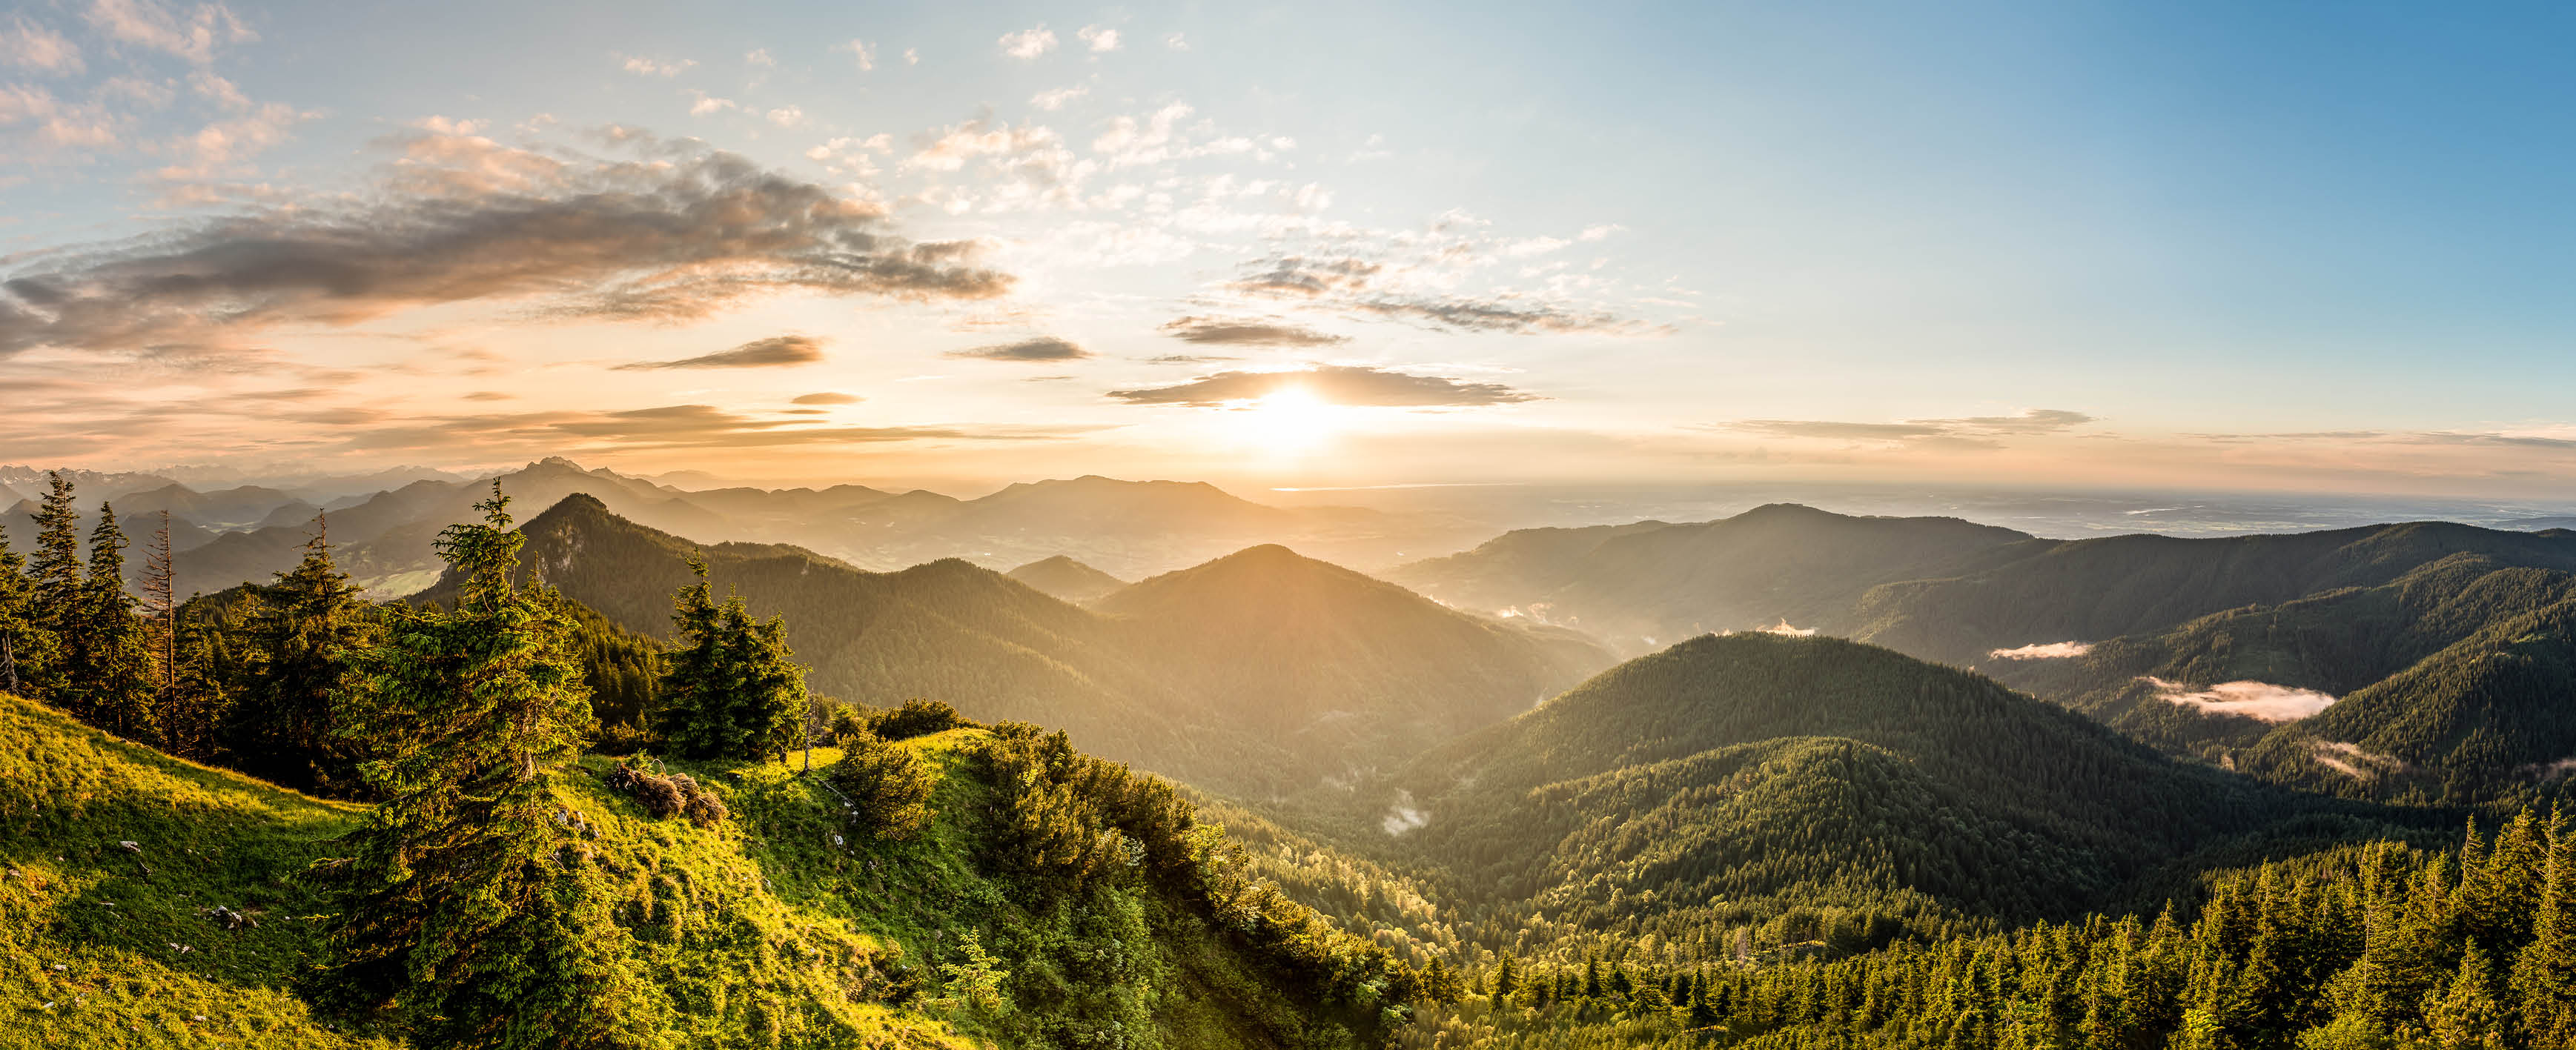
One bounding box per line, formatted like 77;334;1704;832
414;494;1612;798
1852;521;2576;664
1097;545;1612;782
1373;634;2389;938
0;691;1414;1049
1388;505;2029;653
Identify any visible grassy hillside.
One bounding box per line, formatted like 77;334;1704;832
0;691;1406;1048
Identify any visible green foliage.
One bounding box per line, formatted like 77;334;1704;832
869;697;972;740
306;484;634;1048
826;731;938;840
225;528;377;794
653;554;809;762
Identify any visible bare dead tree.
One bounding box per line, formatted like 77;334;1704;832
142;509;178;692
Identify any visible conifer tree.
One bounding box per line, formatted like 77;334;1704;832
2426;943;2506;1050
2514;812;2576;1047
76;504;156;740
20;471;80;696
0;527;34;697
654;554;809;762
142;509;176;691
310;485;651;1047
230;519;374;792
1491;951;1520;1008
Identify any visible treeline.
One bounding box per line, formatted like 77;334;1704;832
0;471;815;797
1394;809;2576;1049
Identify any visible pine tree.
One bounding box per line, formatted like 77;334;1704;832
21;471;80;697
654;554;809;762
0;525;34;697
2426;943;2506;1050
1492;951;1520;1007
76;504;155;740
309;484;651;1047
2514;811;2576;1047
230;519;374;793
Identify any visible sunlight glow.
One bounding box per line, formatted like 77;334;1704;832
1231;385;1343;456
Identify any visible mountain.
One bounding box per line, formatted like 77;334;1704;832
1388;504;2029;653
0;690;1407;1047
416;495;1612;797
1850;521;2576;665
1006;554;1128;603
1371;633;2374;933
113;483;311;531
1976;552;2576;762
1096;545;1613;782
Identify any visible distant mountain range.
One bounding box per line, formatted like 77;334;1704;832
3;457;1485;599
413;494;1614;798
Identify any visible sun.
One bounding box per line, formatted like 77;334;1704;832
1234;385;1342;456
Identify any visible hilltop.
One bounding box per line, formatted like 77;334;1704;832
1004;555;1128;604
0;691;1410;1047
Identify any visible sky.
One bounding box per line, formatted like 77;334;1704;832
4;0;2575;496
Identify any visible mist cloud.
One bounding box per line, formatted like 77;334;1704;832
1990;641;2095;659
2144;676;2335;722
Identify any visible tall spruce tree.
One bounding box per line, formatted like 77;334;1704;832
0;525;33;697
310;484;652;1047
2514;813;2576;1047
654;554;809;762
230;519;374;792
21;471;81;697
77;503;156;740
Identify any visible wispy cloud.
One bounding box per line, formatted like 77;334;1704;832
1109;365;1540;408
615;334;826;371
1989;641;2094;659
1077;25;1121;53
792;391;861;405
87;0;253;65
619;54;695;77
947;336;1090;362
1722;409;2096;450
1157;315;1345;347
1;15;84;75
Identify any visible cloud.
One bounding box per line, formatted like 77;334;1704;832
1108;365;1540;408
0;132;1013;362
1380;790;1428;836
764;106;805;127
792;391;861;405
1145;354;1238;365
2142;677;2335;722
947;336;1090;362
744;48;775;67
1720;409;2095;447
1157;315;1346;347
2;15;84;75
835;38;874;70
1077;25;1120;52
998;26;1056;59
337;403;1082;453
615;334;826;371
2313;741;2408;781
1162;32;1188;50
620;55;695;77
1577;223;1624;242
1989;641;2094;660
1030;86;1087;110
87;0;253;64
1225;255;1666;336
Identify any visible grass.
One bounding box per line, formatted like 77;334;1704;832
1;695;1363;1049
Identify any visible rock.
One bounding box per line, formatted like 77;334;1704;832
116;840;141;854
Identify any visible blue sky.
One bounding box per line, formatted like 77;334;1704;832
4;0;2574;494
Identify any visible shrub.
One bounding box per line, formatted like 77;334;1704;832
869;698;971;741
603;757;729;828
827;734;937;840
